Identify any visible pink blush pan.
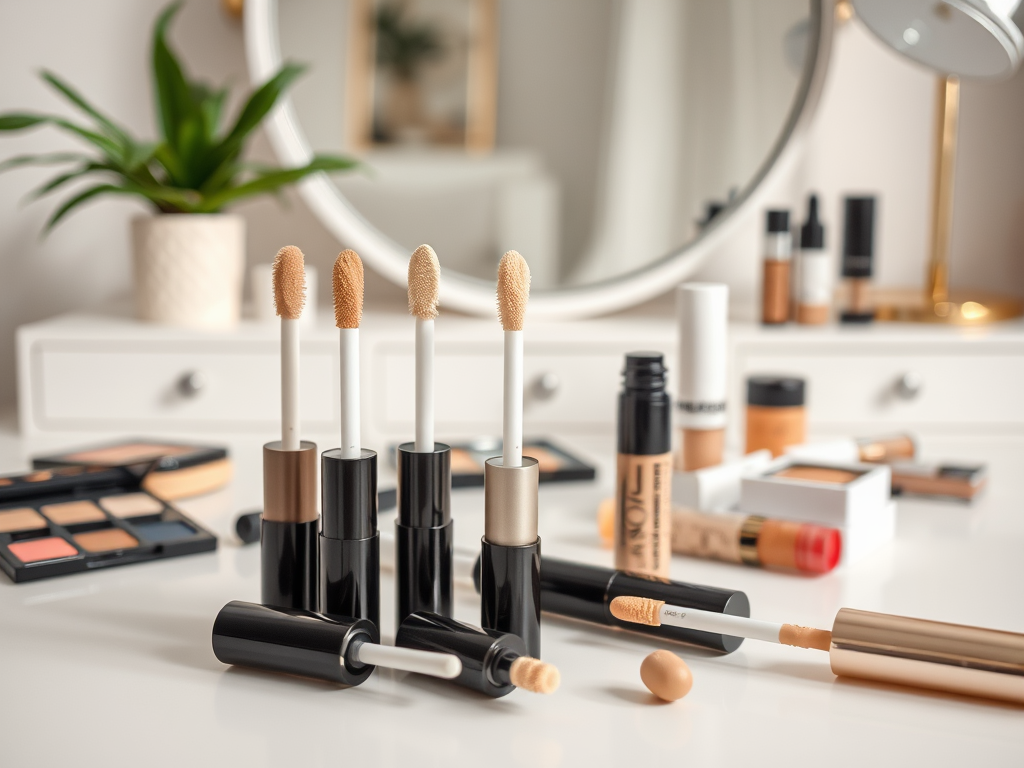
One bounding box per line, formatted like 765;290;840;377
8;537;78;564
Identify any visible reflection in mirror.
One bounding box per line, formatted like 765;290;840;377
281;0;811;290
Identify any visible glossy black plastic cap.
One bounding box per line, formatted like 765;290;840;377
261;519;318;611
212;600;378;686
321;449;380;626
842;196;876;276
747;376;806;408
479;538;541;658
619;353;671;455
766;210;790;233
396;611;527;698
800;194;824;249
473;556;750;654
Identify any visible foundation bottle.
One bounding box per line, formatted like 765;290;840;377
745;376;806;457
796;194;830;324
675;283;728;471
840;196;876;323
614;353;672;578
761;210;792;325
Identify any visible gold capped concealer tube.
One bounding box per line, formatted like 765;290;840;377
829;608;1024;704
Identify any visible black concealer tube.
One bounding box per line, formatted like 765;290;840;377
212;600;377;686
261;441;318;611
396;610;527;698
396;443;453;628
479;456;541;657
474;555;750;653
321;448;380;628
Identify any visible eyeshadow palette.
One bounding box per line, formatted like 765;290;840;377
0;465;216;583
33;439;231;501
390;438;597;488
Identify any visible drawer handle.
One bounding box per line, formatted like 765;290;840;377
177;371;207;398
531;372;561;401
895;371;923;400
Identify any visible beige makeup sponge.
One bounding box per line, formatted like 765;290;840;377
333;249;364;329
610;596;665;627
496;250;530;331
273;245;305;320
509;656;560;694
408;244;440;320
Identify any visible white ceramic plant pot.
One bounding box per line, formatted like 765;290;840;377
131;213;246;329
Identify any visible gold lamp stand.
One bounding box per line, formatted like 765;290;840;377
875;76;1023;325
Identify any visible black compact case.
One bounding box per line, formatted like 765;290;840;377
391;438;596;488
33;438;230;500
0;465;216;583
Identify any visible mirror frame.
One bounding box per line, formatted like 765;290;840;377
245;0;833;319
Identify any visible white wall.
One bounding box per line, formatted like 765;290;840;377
692;10;1024;314
0;1;405;408
1;2;1022;410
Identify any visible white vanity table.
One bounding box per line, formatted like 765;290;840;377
0;420;1021;767
16;310;1024;455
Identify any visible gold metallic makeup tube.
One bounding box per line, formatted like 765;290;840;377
829;608;1024;704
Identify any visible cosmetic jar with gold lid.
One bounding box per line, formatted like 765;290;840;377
745;376;806;457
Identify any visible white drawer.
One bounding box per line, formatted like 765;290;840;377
370;341;660;437
734;352;1024;431
31;340;337;432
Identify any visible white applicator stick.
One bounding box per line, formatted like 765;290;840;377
610;596;832;650
273;246;306;451
497;251;531;468
333;250;364;459
351;641;462;679
408;245;440;453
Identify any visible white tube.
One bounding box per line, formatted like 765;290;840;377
502;329;523;467
351;642;462;679
659;604;783;644
339;328;360;459
415;318;434;452
281;317;300;450
798;251;832;306
676;283;729;430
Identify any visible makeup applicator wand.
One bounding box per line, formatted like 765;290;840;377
480;251;541;656
213;601;461;687
396;245;454;628
321;250;379;627
262;246;318;611
611;596;1024;704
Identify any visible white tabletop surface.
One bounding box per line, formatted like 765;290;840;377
1;426;1022;767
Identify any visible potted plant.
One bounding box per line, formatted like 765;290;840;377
0;1;356;329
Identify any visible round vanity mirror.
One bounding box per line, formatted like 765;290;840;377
245;0;832;318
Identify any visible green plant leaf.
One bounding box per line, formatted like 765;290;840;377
198;155;357;211
44;183;139;230
207;63;305;172
152;2;194;150
0;152;85;173
27;163;112;200
40;71;132;148
0;114;55;131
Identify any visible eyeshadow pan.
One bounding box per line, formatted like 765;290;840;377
24;471;53;482
99;493;165;518
8;537;78;564
774;466;861;485
0;508;47;533
41;500;106;526
134;521;195;542
73;528;139;553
